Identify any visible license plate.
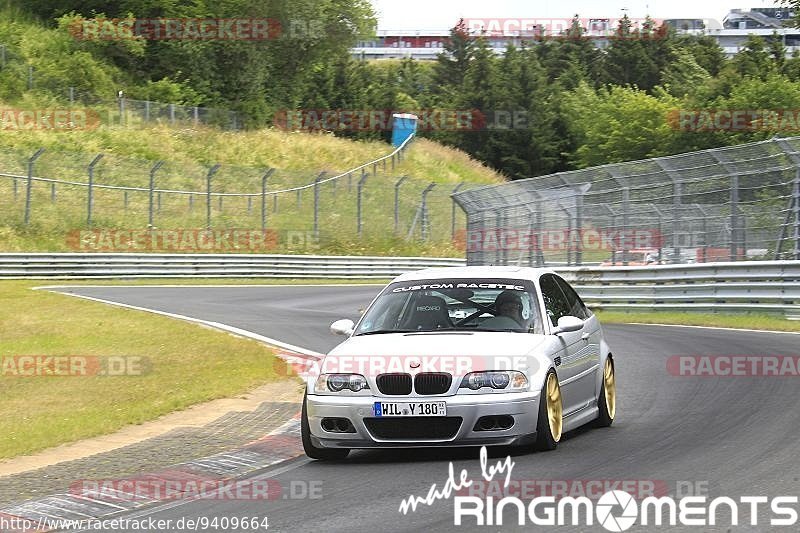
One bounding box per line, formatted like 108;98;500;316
373;401;446;417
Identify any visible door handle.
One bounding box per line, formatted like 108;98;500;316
581;332;591;341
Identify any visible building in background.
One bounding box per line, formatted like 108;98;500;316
352;7;800;60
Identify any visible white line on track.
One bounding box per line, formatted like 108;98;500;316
37;288;323;357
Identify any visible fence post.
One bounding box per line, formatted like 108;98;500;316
206;164;221;230
144;100;150;122
50;183;56;203
394;176;408;235
193;106;199;126
118;94;125;126
313;171;325;238
23;148;45;226
189;194;193;212
169;104;175;124
357;172;369;237
261;168;274;231
421;183;436;242
86;153;104;227
218;195;223;211
148;161;164;229
27;65;33;90
622;187;630;266
69;86;74;104
672;180;682;264
451;182;465;239
124;190;129;210
794;175;800;260
729;175;739;261
574;188;584;265
296;189;301;208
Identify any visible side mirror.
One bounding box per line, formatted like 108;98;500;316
330;319;355;336
553;315;584;335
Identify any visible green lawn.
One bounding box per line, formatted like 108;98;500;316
596;310;800;333
0;280;285;459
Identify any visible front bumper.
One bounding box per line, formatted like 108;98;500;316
305;390;540;449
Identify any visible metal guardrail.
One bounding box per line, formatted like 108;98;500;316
5;255;798;318
555;261;800;319
0;253;465;279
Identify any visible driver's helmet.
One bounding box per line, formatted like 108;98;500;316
494;290;523;320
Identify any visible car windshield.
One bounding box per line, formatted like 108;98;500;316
355;278;544;335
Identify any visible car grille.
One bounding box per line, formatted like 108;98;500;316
376;373;412;395
414;373;452;395
364;417;463;440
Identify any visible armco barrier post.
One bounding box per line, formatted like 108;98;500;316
148;161;164;229
261;168;274;231
86;153;104;227
23;148;45;226
394;176;408;235
206;164;221;230
357;172;369;237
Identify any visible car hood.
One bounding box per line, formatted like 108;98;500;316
329;331;547;358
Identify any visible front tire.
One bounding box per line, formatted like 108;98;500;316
535;370;562;451
301;392;350;460
596;357;616;427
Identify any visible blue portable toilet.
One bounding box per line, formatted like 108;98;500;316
391;113;418;147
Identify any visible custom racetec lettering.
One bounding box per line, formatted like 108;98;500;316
391;281;525;293
455;283;524;290
392;284;455;292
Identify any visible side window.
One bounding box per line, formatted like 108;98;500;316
539;274;572;326
555;276;590;320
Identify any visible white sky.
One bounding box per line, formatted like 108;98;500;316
370;0;783;30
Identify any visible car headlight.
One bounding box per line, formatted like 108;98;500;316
460;371;528;391
315;373;370;393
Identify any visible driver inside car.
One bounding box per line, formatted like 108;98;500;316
477;289;526;330
495;290;524;325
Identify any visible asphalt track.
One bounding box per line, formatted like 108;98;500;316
48;285;800;532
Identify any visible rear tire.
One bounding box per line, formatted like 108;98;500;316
534;370;562;451
596;357;616;428
301;392;350;460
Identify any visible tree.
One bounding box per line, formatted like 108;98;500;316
563;83;679;167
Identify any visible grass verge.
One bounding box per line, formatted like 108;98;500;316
0;280;284;460
596;310;800;333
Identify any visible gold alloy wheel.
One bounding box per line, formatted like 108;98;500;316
546;372;563;442
604;358;616;420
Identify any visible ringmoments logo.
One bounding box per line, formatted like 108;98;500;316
397;447;800;529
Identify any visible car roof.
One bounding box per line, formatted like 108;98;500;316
392;265;557;283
